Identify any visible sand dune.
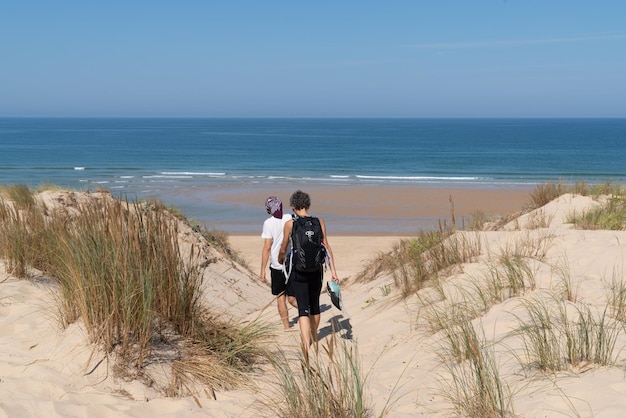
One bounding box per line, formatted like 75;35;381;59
2;191;626;417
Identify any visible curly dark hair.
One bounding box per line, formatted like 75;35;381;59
289;190;311;210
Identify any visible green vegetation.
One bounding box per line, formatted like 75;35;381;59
359;226;481;298
527;179;626;230
514;298;621;372
568;194;626;230
439;319;514;417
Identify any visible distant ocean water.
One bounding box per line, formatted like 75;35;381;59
1;118;625;231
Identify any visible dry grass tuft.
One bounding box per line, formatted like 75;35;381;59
0;188;272;395
528;181;568;209
498;230;555;262
0;184;36;208
357;226;481;299
606;265;626;322
513;297;622;372
528;180;590;210
267;331;373;418
438;319;514;417
169;318;274;395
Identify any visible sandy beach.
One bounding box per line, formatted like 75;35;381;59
229;184;533;280
196;183;534;235
3;186;626;417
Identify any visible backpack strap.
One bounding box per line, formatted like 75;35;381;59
282;250;292;284
281;215;296;283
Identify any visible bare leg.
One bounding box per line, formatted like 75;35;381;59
310;314;320;343
288;295;298;309
277;294;290;330
298;315;312;348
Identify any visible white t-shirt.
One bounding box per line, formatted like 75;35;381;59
261;213;292;269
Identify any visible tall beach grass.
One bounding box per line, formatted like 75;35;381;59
267;331;374;418
438;318;514;417
0;187;271;394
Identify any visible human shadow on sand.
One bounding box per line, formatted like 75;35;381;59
318;306;353;340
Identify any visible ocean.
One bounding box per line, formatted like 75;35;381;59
1;118;624;233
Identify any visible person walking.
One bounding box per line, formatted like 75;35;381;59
260;196;297;330
278;190;339;350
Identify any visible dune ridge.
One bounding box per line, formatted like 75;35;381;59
1;189;626;417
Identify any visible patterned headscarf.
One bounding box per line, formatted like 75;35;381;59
265;196;283;219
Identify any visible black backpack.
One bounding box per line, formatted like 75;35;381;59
291;216;325;272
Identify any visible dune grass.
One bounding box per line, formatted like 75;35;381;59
528;180;626;230
169;318;275;395
0;184;36;208
528;180;592;209
483;255;536;303
588;180;625;197
423;253;537;338
497;230;555;262
568;194;626;230
481;180;593;231
438;318;514;417
267;332;373;418
0;188;271;394
44;197;207;359
361;226;481;298
196;225;249;268
606;265;626;322
513;297;622;373
0;202;32;278
0;186;49;277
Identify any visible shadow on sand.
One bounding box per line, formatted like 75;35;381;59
318;303;353;340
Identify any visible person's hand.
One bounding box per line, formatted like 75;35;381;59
332;275;339;283
278;251;285;264
260;272;267;284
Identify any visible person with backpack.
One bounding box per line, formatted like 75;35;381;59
278;190;339;350
260;196;297;330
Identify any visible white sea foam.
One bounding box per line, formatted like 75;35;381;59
301;177;341;182
74;167;85;171
160;172;225;177
355;175;479;181
143;175;193;179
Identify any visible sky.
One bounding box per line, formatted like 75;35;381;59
1;1;625;118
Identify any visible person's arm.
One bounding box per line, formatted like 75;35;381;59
260;238;272;284
278;219;293;264
319;218;339;282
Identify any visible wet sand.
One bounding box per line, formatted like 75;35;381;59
200;183;534;235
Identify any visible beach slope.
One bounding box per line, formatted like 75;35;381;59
2;190;626;417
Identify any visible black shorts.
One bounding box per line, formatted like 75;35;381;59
270;267;292;296
288;268;323;317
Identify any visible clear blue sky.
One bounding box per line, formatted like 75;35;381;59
2;1;625;117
